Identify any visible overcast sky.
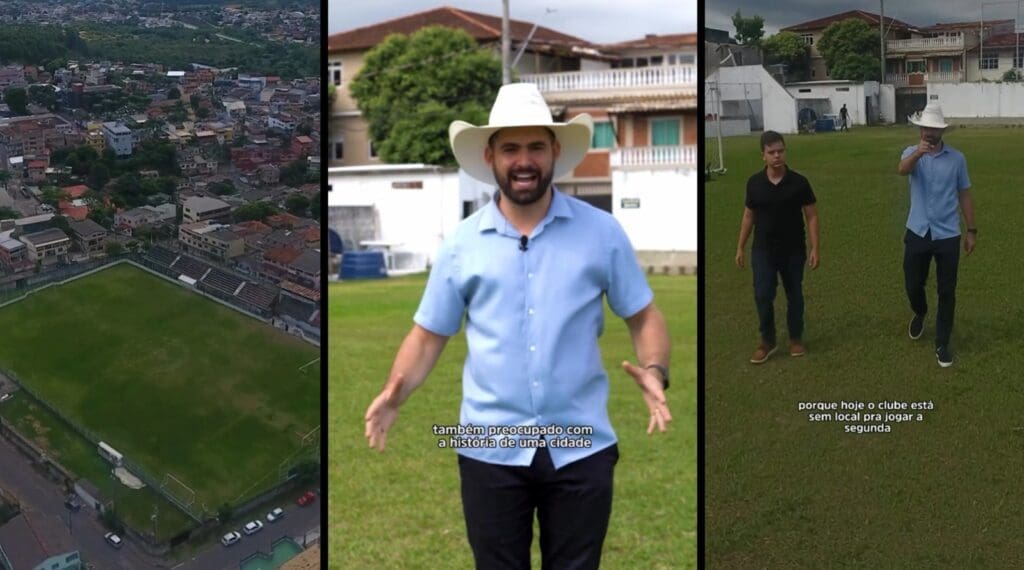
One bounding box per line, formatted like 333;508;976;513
706;0;1022;37
328;0;697;44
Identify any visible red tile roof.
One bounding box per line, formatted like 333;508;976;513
58;201;89;221
974;32;1024;48
782;10;913;33
603;33;697;51
62;184;89;198
264;245;302;264
921;19;1011;32
266;213;303;228
328;6;594;52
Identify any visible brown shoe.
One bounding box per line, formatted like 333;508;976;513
750;343;777;364
790;340;806;357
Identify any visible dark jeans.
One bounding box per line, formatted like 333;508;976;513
458;444;619;570
751;248;806;345
903;229;960;348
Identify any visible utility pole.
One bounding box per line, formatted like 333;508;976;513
880;0;885;83
502;0;511;84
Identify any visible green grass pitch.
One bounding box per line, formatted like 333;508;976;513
0;263;319;536
330;274;697;569
705;126;1024;567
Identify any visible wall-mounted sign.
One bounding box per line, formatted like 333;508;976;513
621;198;641;209
392;181;423;189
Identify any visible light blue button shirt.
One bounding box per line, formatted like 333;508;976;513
901;143;971;240
414;189;653;469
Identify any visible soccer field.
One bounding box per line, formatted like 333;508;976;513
0;264;320;533
705;127;1024;567
329;274;697;569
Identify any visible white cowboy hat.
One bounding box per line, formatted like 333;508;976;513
449;83;593;186
909;104;952;129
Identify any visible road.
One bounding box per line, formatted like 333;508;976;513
0;434;320;569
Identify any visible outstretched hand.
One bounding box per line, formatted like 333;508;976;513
621;361;672;434
365;376;405;452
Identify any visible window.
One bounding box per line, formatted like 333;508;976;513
636;57;649;68
651;118;680;146
592;122;615;148
368;139;377;158
650;55;664;66
907;60;926;73
938;58;953;73
328;60;343;86
332;135;344;160
677;53;695;64
668;54;676;65
801;34;814;46
980;50;999;70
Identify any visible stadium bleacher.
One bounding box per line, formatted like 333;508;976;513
202;267;246;297
171;256;210;281
235;282;278;313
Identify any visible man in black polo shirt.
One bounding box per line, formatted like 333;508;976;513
735;131;820;363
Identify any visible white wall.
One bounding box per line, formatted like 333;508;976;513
787;83;865;124
612;168;697;252
704;119;751;137
709;65;798;133
928;82;1024;117
327;166;463;264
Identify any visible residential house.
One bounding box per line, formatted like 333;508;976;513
180;147;219;177
261;245;319;289
520;33;697;207
326;6;615;167
781;11;914;81
115;204;176;235
68;218;108;255
0;224;32;273
178;221;245;260
20;227;70;265
182;195;231;224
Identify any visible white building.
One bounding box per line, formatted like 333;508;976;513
102;122;133;156
182;195;231;224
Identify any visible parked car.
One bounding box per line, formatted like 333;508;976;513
221;531;241;546
296;491;316;507
104;532;124;549
266;507;285;523
243;520;264;535
64;496;81;512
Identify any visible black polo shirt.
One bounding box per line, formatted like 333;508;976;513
745;167;816;254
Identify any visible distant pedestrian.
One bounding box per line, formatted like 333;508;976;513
839;104;849;131
735;131;820;363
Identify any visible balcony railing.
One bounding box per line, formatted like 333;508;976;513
520;65;696;93
887;36;964;52
885;70;964;87
610;145;696;168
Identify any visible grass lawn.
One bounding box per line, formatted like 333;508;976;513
329;274;697;569
705;126;1024;567
0;264;319;534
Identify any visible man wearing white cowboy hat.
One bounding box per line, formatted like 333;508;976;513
363;82;673;569
897;103;976;367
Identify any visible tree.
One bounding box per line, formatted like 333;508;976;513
3;87;28;115
0;169;10;192
280;159;309;187
762;32;811;81
732;10;765;46
167;86;181;100
52;215;71;234
817;19;881;81
196;107;210;119
0;207;17;220
88;163;111;190
310;191;320;221
209;179;236;196
350;26;502;165
285;193;310;217
233;201;279;222
28;85;57;111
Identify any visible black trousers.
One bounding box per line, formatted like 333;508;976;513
752;248;806;345
903;229;960;348
458;444;619;570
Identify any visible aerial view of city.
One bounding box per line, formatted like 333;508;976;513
0;1;322;568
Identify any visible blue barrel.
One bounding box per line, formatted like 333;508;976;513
815;118;835;132
340;251;387;280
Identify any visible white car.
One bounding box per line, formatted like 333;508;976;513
221;531;241;546
243;520;264;535
266;507;285;523
104;532;123;549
